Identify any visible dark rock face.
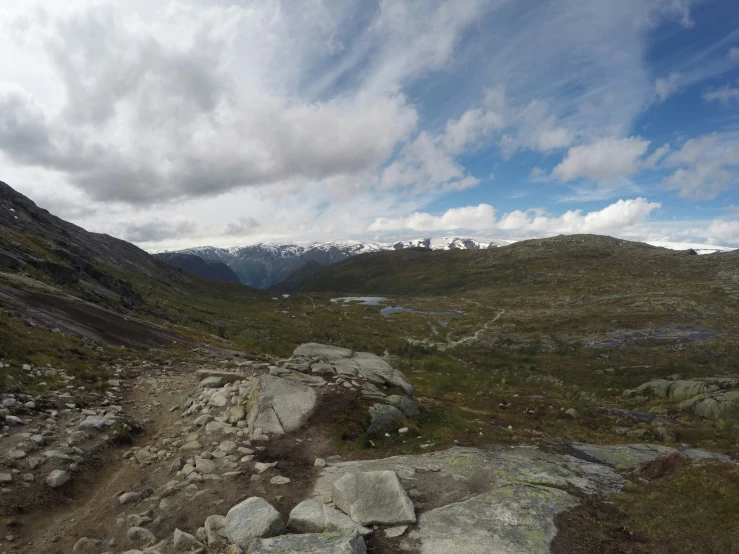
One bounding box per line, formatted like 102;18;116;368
0;180;173;311
154;252;241;284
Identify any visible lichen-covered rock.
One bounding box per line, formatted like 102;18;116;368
226;497;285;549
408;483;576;554
248;530;366;554
288;499;371;536
332;471;415;526
204;515;228;547
386;395;420;418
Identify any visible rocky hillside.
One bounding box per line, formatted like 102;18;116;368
169;238;503;289
154;253;241;284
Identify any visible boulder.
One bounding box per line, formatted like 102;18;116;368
246;375;317;437
46;470;70;488
248;530;366;554
173;529;206;553
225;497;285;549
367;404;405;436
288;499;371;536
332;471;415;526
199;377;225;389
79;415;116;430
386;395;420;418
127;527;156;547
204;515;228;547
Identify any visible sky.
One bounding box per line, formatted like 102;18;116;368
1;0;739;251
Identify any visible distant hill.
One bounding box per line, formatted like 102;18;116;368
168;237;505;289
154;252;240;284
271;234;738;295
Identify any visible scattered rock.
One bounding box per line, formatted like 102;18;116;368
72;537;103;554
565;408;579;419
204;515;228;547
225;497;285;549
246;375;317;437
46;470;70;488
173;528;206;553
288;499;371;536
127;527;156;547
384;525;407;538
367;404;405;436
332;471;416;526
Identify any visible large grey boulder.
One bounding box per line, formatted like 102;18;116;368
386;395;420;418
332;471;415;526
246;375;317;437
288;499;371;536
248;530;366;554
225;497;285;549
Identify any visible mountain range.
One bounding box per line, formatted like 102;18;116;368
161;237;508;288
160;236;734;288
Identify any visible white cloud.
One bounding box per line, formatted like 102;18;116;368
654;72;681;102
703;82;739;105
662;133;739;199
707;219;739;241
370;204;495;231
369;198;660;235
730;47;739;61
529;167;545;178
552;137;651;183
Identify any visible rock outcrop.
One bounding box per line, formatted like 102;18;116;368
624;377;739;419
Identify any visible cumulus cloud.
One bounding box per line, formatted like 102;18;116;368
655;72;681;102
662;133;739;199
552;137;651;183
370;204;495;231
707;219;739;241
369;198;660;234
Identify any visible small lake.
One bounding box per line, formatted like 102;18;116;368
331;296;464;318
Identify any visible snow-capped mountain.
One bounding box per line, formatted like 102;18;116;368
165;237;504;288
643;241;735;255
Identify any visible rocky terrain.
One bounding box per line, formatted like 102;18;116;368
3;342;732;554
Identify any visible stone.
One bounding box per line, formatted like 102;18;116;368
565;408;579;418
248;530;366;554
386;396;420;418
5;415;22;425
204;515;228;547
269;476;290;485
172;529;206;553
7;449;26;459
367;404;405;436
170;457;186;473
225;497;284;549
72;537;103;554
195;457;217;474
200;377;225;389
196;370;245;383
288;499;371;536
332;471;415;526
119;492;143;505
254;462;277;474
181;441;202;451
246;375;317;437
384;525;407;538
46;469;70;488
127;527;156;547
79;415;116;430
194;415;212;426
293;343;353;361
314;458;326;468
210;394;228;407
571;443;676;469
0;473;11;483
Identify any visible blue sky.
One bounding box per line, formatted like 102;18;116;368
0;0;738;249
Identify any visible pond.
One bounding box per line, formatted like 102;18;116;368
330;296;464;318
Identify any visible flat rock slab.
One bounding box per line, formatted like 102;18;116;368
572;443;736;467
409;483;575;554
293;343;354;361
248;530;366;554
246;375;317;436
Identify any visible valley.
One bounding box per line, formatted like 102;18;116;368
1;183;738;553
